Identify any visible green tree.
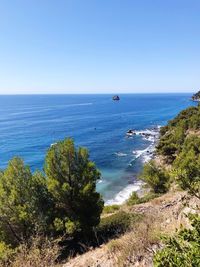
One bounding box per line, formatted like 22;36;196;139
173;136;200;199
0;158;54;246
140;160;170;193
45;138;104;236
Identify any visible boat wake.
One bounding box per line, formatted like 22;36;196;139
114;152;128;157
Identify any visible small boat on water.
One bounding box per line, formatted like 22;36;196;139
112;95;120;101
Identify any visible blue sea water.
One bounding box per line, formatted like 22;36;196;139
0;94;194;203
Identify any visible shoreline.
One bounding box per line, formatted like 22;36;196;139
105;126;161;206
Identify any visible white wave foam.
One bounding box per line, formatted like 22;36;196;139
130;145;153;166
105;126;160;206
105;181;143;205
142;145;155;163
134;127;160;142
133;143;155;163
132;126;160;163
133;149;146;159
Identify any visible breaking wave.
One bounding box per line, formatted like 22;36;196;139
105;181;143;205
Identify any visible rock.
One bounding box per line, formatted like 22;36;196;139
112;95;120;101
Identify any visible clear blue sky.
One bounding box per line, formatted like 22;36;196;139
0;0;199;94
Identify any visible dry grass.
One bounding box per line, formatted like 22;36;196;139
107;212;162;267
3;237;61;267
63;191;200;267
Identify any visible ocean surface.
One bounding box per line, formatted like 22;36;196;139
0;94;194;204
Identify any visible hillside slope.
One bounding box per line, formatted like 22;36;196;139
63;190;199;267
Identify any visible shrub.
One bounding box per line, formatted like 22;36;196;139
103;204;120;214
173;136;200;199
96;211;141;241
154;133;200;266
0;158;54;246
140;161;170;193
156;105;200;162
139;192;160;203
154;214;200;267
127;192;160;206
126;192;140;205
0;241;14;266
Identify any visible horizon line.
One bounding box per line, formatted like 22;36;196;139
0;91;195;96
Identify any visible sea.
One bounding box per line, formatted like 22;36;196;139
0;93;194;204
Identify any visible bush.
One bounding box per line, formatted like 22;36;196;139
154;214;200;267
140;161;170;194
126;192;140;205
96;211;141;241
140;192;160;203
0;158;54;246
103;204;120;214
127;192;160;206
154;133;200;266
173;136;200;199
156;105;200;162
0;241;14;266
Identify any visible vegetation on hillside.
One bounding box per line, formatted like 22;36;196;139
126;191;160;206
0;138;104;265
191;90;200;101
131;102;200;266
156;105;200;163
151;104;200;266
141;104;200;195
154;214;200;267
0;158;54;246
140;160;170;193
173;135;200;198
97;211;141;242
